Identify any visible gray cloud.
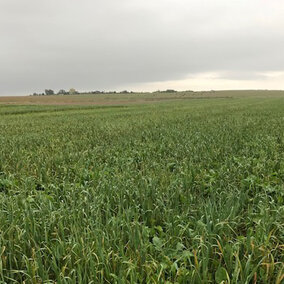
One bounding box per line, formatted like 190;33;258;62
0;0;284;95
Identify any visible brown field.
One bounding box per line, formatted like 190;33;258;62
0;90;284;105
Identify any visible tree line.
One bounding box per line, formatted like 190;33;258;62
31;89;179;96
32;88;78;96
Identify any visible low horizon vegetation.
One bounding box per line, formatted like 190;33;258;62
31;88;180;96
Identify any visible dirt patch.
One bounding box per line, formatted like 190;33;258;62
0;93;215;106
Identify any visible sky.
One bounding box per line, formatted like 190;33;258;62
1;0;284;95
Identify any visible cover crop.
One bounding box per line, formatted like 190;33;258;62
0;96;283;283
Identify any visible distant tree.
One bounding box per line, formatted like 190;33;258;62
159;89;177;93
165;89;177;93
32;93;39;96
58;89;67;95
45;89;54;95
69;88;78;95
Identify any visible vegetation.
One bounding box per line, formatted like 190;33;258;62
44;89;55;96
0;93;283;283
58;89;68;95
68;88;78;95
31;89;178;96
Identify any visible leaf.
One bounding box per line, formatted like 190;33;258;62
26;196;35;203
215;267;229;283
153;236;163;250
176;242;185;251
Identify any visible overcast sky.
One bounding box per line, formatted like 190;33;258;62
1;0;284;95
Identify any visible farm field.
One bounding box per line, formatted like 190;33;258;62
1;90;284;106
0;92;283;283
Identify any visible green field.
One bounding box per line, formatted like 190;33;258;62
0;93;283;283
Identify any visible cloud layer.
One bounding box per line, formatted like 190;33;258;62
1;0;284;95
